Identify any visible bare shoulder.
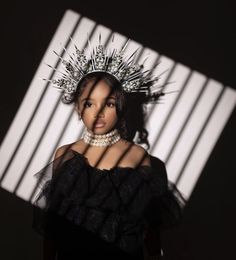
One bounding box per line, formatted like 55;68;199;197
53;143;74;160
132;143;151;166
54;139;85;160
120;140;151;167
54;144;69;160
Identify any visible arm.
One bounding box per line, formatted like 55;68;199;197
54;144;71;159
133;145;152;167
142;155;166;259
52;144;72;173
42;145;70;260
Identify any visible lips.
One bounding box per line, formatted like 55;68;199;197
93;119;106;127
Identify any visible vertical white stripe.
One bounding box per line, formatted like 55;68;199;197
0;10;80;182
145;56;175;149
138;48;159;69
0;9;234;205
154;71;207;161
148;62;190;158
17;18;110;199
166;79;223;183
178;87;236;199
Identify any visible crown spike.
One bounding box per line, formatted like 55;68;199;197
69;36;79;51
99;33;101;45
53;50;64;61
43;35;166;104
61;46;76;63
156;68;170;78
151;60;161;72
87;32;92;48
69;36;74;44
85;33;93;58
125;47;140;64
111;33;115;43
141;54;150;66
131;47;141;64
44;63;72;78
121;38;130;53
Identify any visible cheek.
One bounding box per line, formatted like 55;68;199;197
81;110;91;121
108;109;118;120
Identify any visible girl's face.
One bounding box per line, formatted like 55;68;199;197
75;79;118;134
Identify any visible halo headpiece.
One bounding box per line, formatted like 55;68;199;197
43;34;166;104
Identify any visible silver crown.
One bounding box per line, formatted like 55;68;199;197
43;34;164;104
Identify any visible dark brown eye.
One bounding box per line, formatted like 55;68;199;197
83;101;92;108
106;102;115;107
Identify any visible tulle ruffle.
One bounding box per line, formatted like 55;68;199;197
32;149;185;255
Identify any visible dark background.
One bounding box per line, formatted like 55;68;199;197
0;0;235;259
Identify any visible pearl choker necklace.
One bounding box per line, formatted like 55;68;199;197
82;128;121;147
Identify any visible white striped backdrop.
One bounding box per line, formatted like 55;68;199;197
0;9;235;204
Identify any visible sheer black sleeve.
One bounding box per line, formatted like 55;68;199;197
32;149;77;238
144;155;186;232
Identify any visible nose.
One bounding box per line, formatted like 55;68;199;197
94;105;105;118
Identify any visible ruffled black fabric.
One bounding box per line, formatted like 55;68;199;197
32;149;185;258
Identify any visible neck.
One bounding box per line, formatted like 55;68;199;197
83;128;121;147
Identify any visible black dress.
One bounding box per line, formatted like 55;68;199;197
32;149;185;259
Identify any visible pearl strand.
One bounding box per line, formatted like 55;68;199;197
83;128;121;147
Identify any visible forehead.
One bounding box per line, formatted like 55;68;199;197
80;79;115;100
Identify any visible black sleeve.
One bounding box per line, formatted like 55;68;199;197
31;149;77;238
145;156;186;232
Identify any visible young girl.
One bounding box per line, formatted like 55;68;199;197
33;39;185;260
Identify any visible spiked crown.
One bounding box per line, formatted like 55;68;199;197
43;34;166;104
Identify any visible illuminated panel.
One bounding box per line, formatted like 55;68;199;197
0;9;235;204
177;87;236;199
150;71;207;162
0;10;82;194
166;80;223;184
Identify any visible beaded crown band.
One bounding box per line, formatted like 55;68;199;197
42;34;167;104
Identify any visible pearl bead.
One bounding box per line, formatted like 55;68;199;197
83;128;121;147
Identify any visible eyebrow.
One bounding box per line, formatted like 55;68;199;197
81;96;116;102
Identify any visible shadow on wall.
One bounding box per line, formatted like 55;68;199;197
0;188;42;260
